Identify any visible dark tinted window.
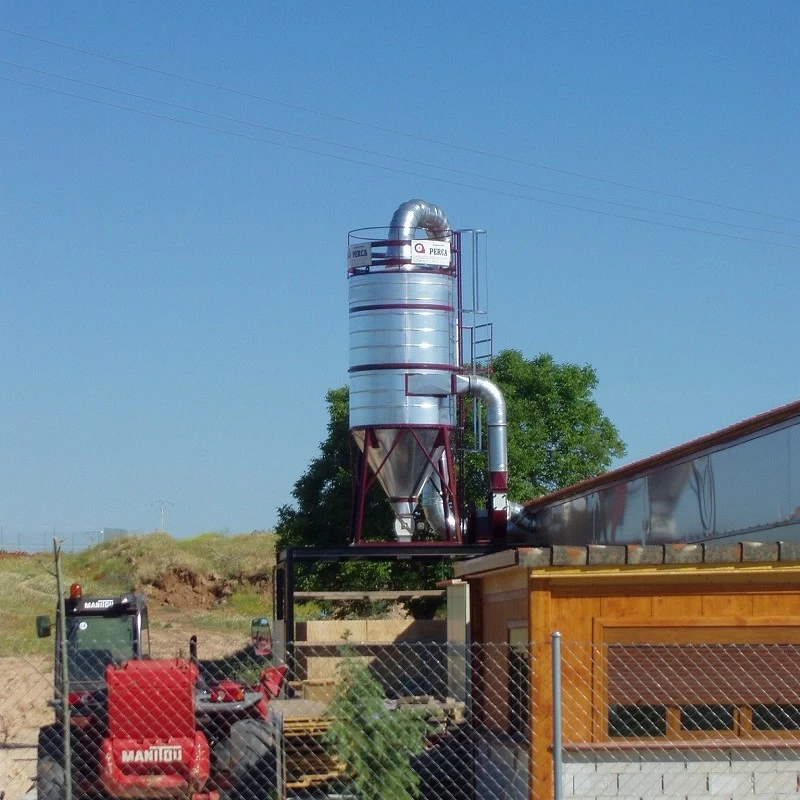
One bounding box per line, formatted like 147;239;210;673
753;704;800;731
67;615;135;680
681;704;734;731
508;647;529;737
609;705;667;737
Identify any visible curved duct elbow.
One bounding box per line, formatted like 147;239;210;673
423;373;516;539
421;469;458;540
453;374;508;484
453;373;510;541
507;500;525;520
506;501;537;540
387;199;452;259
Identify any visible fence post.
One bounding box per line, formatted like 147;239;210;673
270;709;285;800
552;631;562;800
54;538;73;800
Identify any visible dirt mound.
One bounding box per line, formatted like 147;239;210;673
146;566;234;609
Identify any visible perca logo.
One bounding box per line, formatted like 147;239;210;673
347;243;372;268
121;745;183;764
83;599;114;609
410;241;450;265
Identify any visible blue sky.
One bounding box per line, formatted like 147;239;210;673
1;2;798;538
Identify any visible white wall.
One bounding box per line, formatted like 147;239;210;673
563;749;800;800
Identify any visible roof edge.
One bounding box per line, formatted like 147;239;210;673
523;399;800;512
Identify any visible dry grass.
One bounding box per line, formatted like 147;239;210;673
0;530;277;655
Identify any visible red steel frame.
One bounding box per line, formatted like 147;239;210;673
349;425;461;545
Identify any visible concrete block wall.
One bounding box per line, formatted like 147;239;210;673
563;749;800;800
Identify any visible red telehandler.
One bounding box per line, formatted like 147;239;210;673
36;583;286;800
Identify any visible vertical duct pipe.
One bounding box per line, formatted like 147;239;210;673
422;373;511;541
454;374;508;484
453;374;509;541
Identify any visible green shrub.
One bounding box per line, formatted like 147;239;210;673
325;637;428;800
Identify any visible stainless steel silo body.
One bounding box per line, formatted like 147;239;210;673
348;270;456;428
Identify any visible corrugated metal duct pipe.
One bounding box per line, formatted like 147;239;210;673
421;464;457;539
387;199;451;259
453;373;508;491
422;374;514;541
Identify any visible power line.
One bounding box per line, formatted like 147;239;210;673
1;24;797;226
2;73;797;252
2;58;797;241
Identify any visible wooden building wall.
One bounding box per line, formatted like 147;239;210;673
550;577;800;746
464;556;800;800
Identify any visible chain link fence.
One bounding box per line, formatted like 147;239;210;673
6;634;800;799
0;531;112;555
1;636;531;800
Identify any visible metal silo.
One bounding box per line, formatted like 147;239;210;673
347;200;460;543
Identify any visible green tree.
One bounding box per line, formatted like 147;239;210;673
324;639;429;800
276;350;625;591
460;350;626;504
276;387;393;551
276;389;438;595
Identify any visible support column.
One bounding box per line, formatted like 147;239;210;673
529;576;553;800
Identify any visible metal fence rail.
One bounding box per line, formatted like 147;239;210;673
0;531;106;554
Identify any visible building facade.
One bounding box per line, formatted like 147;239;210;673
454;542;800;800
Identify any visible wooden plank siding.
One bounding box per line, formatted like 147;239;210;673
753;590;800;616
701;592;754;617
529;578;552;800
600;593;653;618
652;592;703;617
553;596;600;745
476;585;529;735
469;560;800;800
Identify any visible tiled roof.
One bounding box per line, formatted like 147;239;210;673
453;541;800;576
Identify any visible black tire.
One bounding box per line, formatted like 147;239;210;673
37;756;65;800
37;724;66;800
227;718;277;800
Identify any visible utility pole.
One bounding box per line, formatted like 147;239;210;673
53;538;73;800
151;500;174;532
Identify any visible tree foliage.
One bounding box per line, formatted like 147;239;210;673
275;389;439;595
460;350;626;504
276;388;359;550
276;350;625;592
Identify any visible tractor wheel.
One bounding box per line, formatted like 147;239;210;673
37;725;66;800
37;756;66;800
226;718;277;800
